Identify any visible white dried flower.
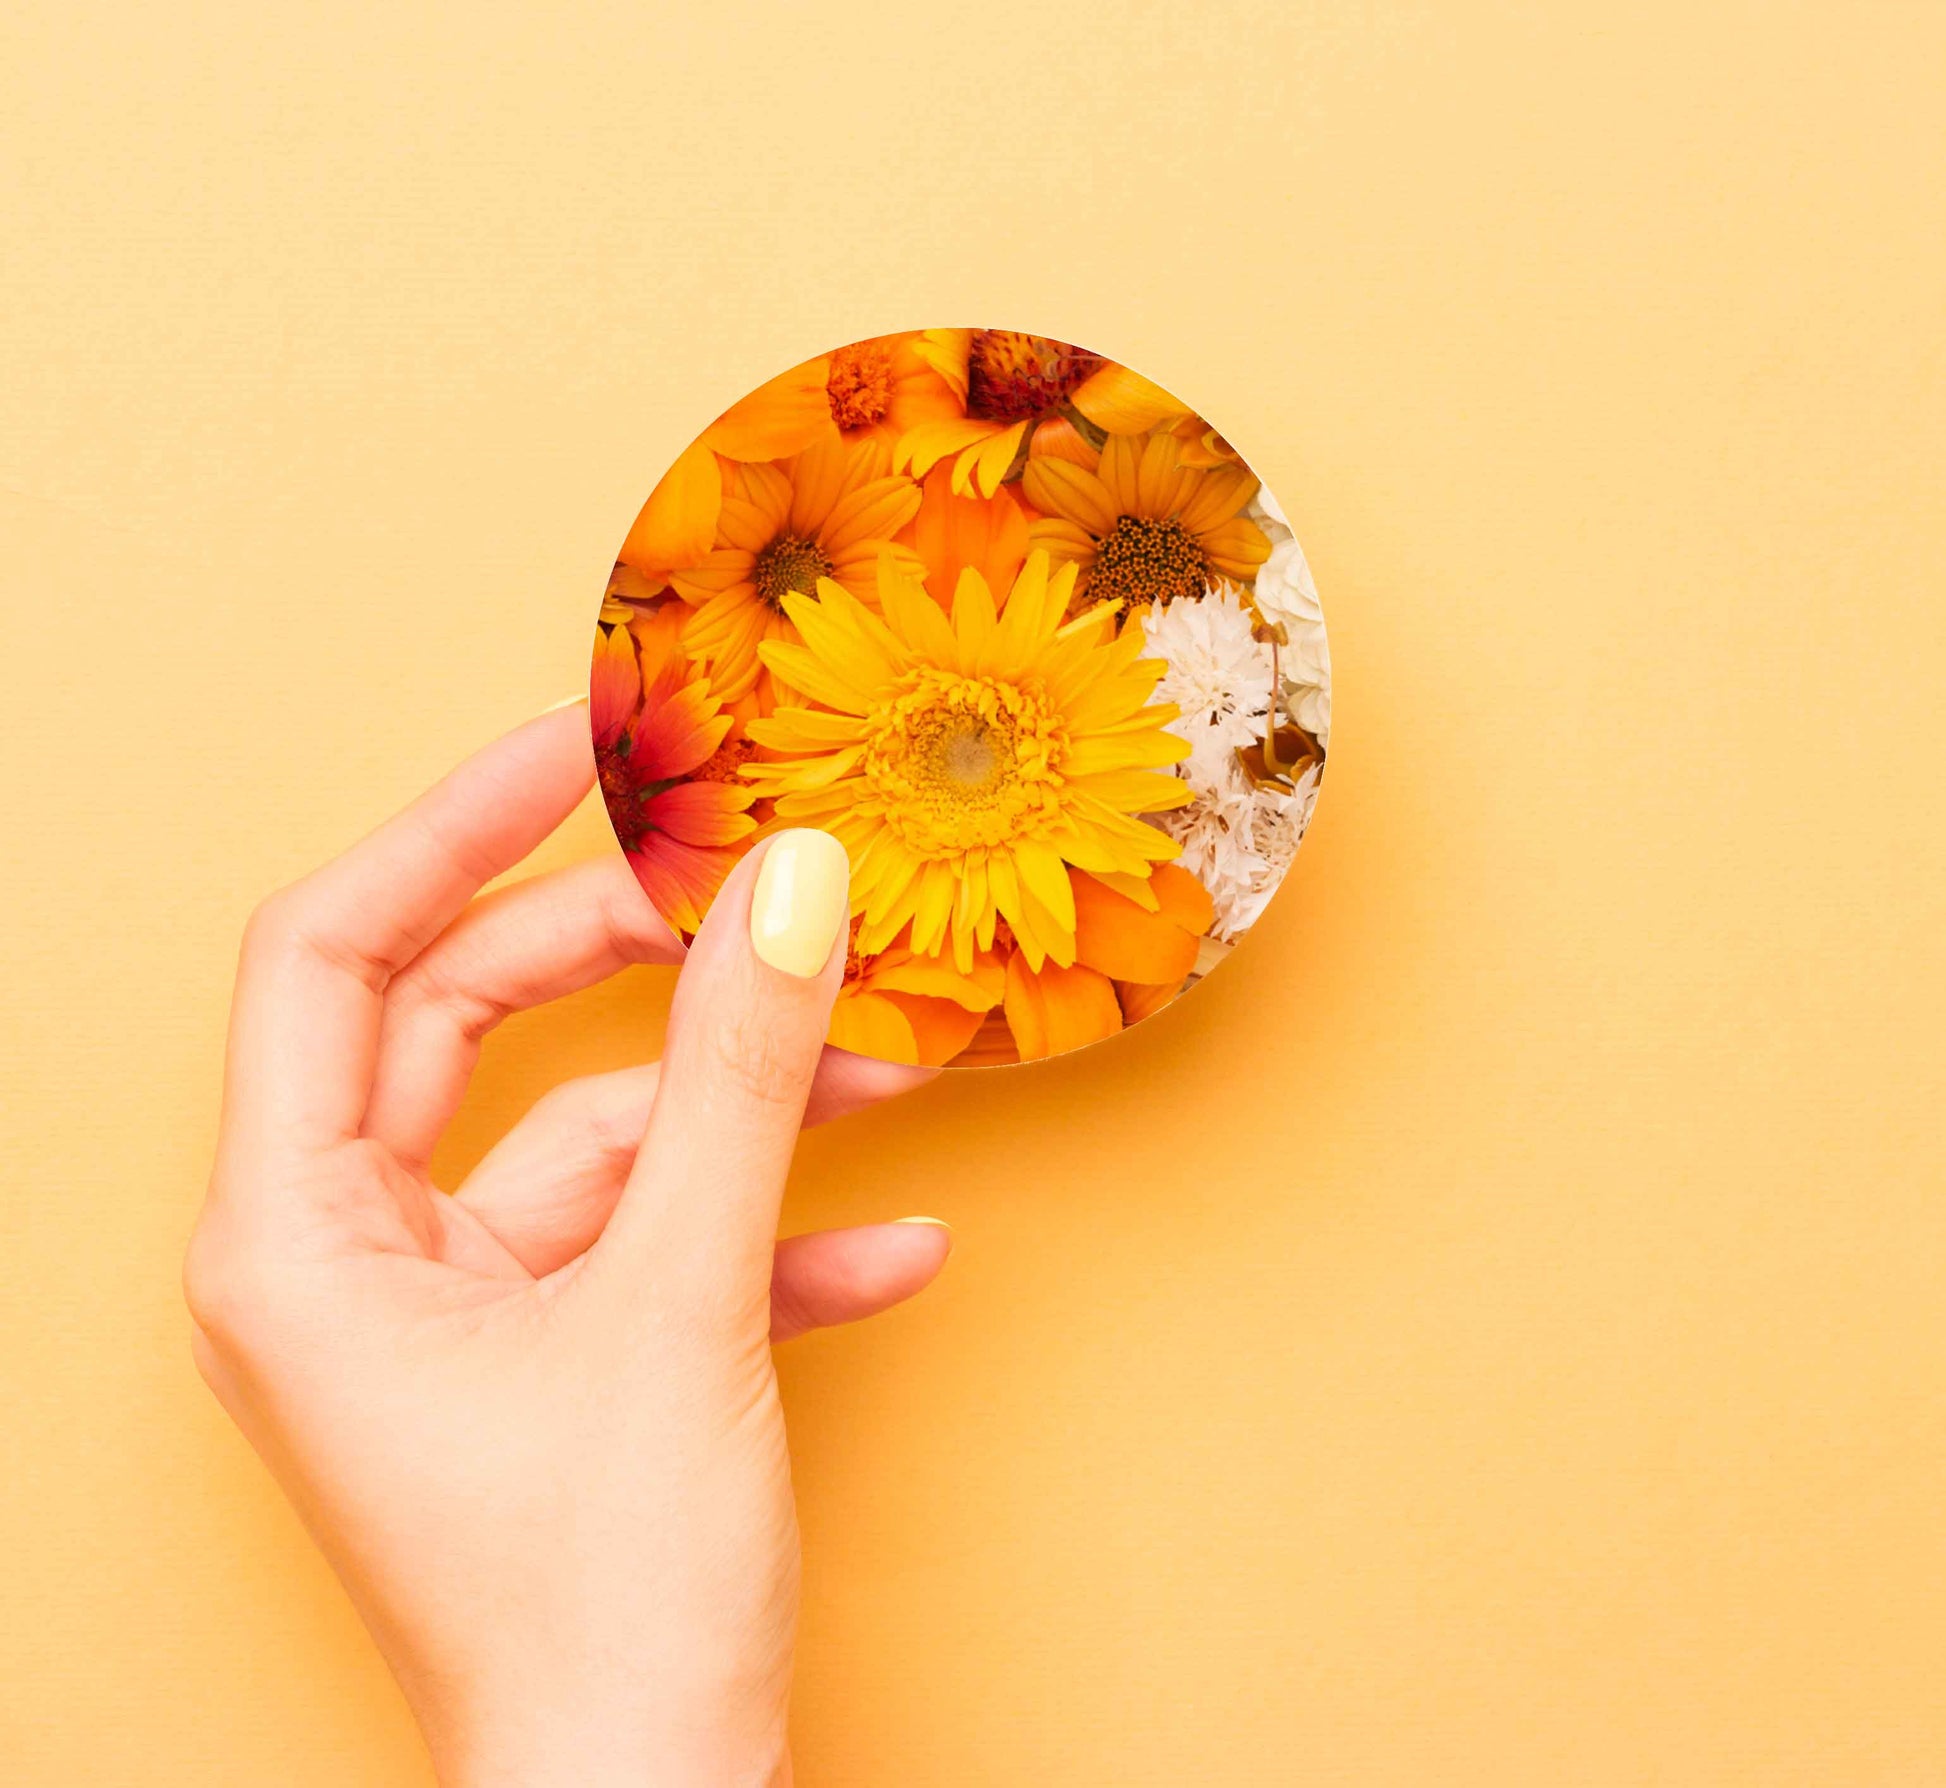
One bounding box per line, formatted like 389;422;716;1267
1141;585;1274;791
1161;756;1322;942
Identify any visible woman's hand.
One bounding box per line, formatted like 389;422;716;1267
183;705;950;1787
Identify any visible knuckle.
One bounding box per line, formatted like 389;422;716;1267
583;1076;653;1166
240;887;299;960
388;952;503;1043
525;1075;642;1170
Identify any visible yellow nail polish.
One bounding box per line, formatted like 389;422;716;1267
539;691;589;714
749;829;851;978
894;1216;951;1228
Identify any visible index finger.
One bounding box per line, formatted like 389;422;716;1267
218;702;595;1171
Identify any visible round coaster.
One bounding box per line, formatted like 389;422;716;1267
591;329;1329;1066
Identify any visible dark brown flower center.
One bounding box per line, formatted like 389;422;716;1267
826;341;896;431
966;331;1102;422
596;734;679;843
1087;515;1209;610
752;534;833;609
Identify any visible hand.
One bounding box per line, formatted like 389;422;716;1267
183;705;951;1786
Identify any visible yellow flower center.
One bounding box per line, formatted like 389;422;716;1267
826;341;896;431
861;668;1069;855
752;534;833;609
966;330;1102;422
1088;515;1209;610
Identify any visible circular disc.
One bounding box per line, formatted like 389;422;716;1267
591;328;1329;1067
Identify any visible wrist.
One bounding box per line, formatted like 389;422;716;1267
439;1720;790;1788
428;1680;791;1788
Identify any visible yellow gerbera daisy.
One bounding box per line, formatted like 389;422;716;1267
742;551;1193;972
669;436;922;700
895;329;1193;497
1021;428;1271;610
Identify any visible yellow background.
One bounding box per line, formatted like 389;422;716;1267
4;3;1943;1780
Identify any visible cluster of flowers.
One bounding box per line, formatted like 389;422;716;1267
593;329;1329;1065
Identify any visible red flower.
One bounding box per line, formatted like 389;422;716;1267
592;621;757;934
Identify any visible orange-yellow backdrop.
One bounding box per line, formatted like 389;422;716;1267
4;4;1944;1782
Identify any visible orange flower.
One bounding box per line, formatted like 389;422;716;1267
591;622;758;934
698;333;961;464
1022;428;1270;609
903;464;1031;603
895;329;1193;497
616;439;726;589
828;928;1005;1066
669;436;922;701
1000;864;1215;1062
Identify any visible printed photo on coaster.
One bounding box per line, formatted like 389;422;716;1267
592;328;1330;1066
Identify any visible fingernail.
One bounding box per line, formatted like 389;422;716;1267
749;829;851;978
896;1216;954;1255
540;692;589;714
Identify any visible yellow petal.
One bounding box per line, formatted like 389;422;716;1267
1177;466;1260;533
963;421;1027;496
1070;363;1190;434
912;327;972;402
877;548;961;662
1069;768;1197;812
755;639;875;714
896;417;999;479
949;567;998;672
1134;430;1192;520
1200;516;1273;578
1096;431;1144;514
745;708;868;750
1013;839;1077;934
1021;457;1120;536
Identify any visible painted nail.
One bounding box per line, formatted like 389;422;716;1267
749;829;851;978
540;692;589;714
894;1216;951;1228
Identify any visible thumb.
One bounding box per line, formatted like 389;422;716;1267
593;828;852;1314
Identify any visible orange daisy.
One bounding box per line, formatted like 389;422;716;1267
669;436;922;701
1021;428;1270;610
615;439;726;590
895;329;1194;497
591;622;758;934
697;332;962;464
